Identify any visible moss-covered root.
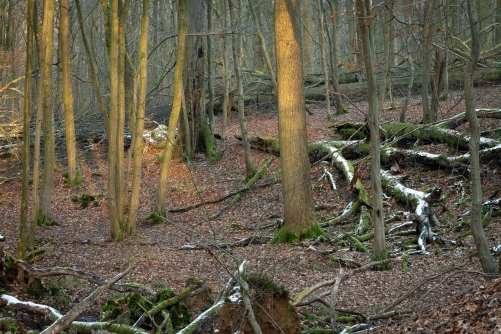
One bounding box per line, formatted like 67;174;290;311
143;211;165;225
145;287;191;318
371;249;391;271
271;222;325;244
203;122;221;163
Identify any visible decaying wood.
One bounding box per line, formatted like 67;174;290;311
41;265;133;334
381;171;444;253
293;258;402;307
16;260;152;295
1;268;148;334
178;261;247;334
238;261;263;334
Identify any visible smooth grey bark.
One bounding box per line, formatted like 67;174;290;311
465;0;498;274
356;0;388;263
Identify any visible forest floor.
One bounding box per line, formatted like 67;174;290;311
1;85;501;333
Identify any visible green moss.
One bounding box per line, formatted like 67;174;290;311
100;292;152;325
339;128;366;140
336;315;357;323
143;212;165;225
371;248;391;271
271;222;325;244
203;122;221;163
0;317;20;333
153;288;191;328
245;273;289;299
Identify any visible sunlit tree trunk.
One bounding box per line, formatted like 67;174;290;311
107;0;122;241
153;0;187;218
37;0;56;226
229;0;255;178
465;0;498;274
272;0;323;244
59;0;81;186
356;0;388;265
17;0;34;260
127;0;149;234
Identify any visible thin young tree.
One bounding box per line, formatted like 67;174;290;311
317;0;332;120
151;0;187;219
272;0;324;243
59;0;82;185
464;0;498;274
228;0;255;179
356;0;388;265
17;0;34;259
127;0;149;234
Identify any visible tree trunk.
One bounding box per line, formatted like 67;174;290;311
422;0;438;124
229;0;255;179
317;0;332;119
152;0;187;218
75;0;110;135
38;0;56;226
17;0;34;260
106;0;123;241
220;0;230;154
248;0;278;92
127;0;149;234
207;1;215;133
326;0;345;115
272;0;323;243
465;0;498;274
183;0;205;158
356;0;388;264
59;0;81;186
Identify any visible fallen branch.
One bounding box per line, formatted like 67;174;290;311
210;155;274;220
293;258;402;306
16;260;152;296
167;181;278;213
41;265;134;334
179;235;272;250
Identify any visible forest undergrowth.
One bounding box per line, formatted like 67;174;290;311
1;86;501;333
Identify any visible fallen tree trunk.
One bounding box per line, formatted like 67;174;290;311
41;265;133;334
381;170;443;253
